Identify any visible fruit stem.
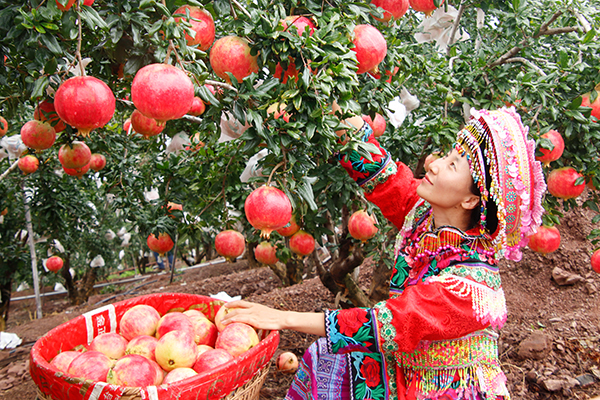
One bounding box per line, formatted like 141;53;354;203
266;161;285;187
230;0;252;19
76;1;85;76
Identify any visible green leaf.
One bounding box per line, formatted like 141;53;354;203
155;2;172;17
139;0;155;9
582;28;596;44
298;178;318;211
40;34;62;54
575;176;585;186
31;76;49;100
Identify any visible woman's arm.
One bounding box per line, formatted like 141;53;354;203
220;300;325;336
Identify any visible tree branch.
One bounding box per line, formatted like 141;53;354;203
503;57;547;76
231;0;252;19
446;2;467;57
0;160;19;182
205;79;237;93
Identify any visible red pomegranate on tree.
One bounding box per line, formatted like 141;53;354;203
352;24;387;75
0;116;7;137
210;36;259;84
254;242;279;265
130;109;165;138
58;141;92;169
281;16;316;37
591;249;600;274
64;162;91;178
18;155;39;174
535;129;564;166
56;0;76;11
147;233;174;256
362;113;387;137
371;0;410;21
547;167;585;200
34;99;66;133
409;0;444;16
20;120;56;151
214;230;246;262
527;225;560;255
46;256;64;273
276;214;300;237
245;185;292;239
123;118;132;134
54;76;116;137
131;64;195;125
581;85;600;120
274;59;300;84
348;210;379;242
188;97;206;117
89;154;106;171
289;230;315;257
173;5;215;51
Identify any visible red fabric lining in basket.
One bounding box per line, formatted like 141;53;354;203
30;293;279;400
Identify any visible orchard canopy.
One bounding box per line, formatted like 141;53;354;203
0;0;599;310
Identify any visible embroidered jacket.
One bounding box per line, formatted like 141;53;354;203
327;124;511;400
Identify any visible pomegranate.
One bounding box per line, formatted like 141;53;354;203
276;214;300;237
63;162;91;178
281;16;316;37
147;233;174;255
34;99;66;133
254;242;279;265
409;0;444;16
58;141;91;169
56;0;76;11
591;249;600;274
131;63;195;124
130;109;164;138
362;113;386;137
276;352;299;374
371;0;410;21
368;66;399;83
267;102;291;123
581;88;600;120
210;36;259;84
547;167;585;200
89;153;106;171
527;225;560;255
0;116;7;137
188;97;206;116
54;76;116;137
352;25;387;75
123;118;132;134
274;58;300;84
289;230;315;257
536;129;564;166
83;0;95;5
174;5;215;51
244;185;292;239
348;210;379;242
214;230;246;261
18;155;39;174
20;120;56;151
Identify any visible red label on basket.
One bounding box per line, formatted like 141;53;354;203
83;304;117;344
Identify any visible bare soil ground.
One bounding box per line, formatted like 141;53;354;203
1;205;600;400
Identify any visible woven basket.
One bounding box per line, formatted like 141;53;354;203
31;293;279;400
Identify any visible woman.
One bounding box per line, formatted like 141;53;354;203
222;107;546;400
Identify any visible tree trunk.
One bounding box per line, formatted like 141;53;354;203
61;255;78;305
61;255;98;305
369;259;392;303
78;267;98;304
285;256;304;286
0;277;12;332
268;262;288;286
246;242;259;269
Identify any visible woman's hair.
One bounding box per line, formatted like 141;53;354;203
467;139;499;235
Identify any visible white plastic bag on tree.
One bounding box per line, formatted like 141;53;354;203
166;132;191;155
414;6;470;52
90;255;105;268
219;111;250;142
240;148;268;183
0;135;26;160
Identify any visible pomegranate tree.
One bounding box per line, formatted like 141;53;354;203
214;230;246;261
591;249;600;274
54;76;116;137
547;167;585;200
34;99;66;133
147;233;174;255
352;24;387;74
289;230;315;257
409;0;444;16
188;97;206;117
527;225;560;255
348;210;379;242
371;0;410;21
210;36;259;84
46;256;64;273
58;141;92;169
18;155;39;174
245;185;292;239
254;242;279;265
276;214;300;237
131;64;195;124
0;116;6;137
89;154;106;171
535;129;564;166
173;5;215;51
64;162;91;178
130;109;165;138
20;120;56;151
362;113;386;137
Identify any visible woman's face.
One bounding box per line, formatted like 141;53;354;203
417;148;478;211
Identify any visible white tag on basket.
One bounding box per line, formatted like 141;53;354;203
83;304;117;344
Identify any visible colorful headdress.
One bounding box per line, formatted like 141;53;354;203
455;107;546;261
